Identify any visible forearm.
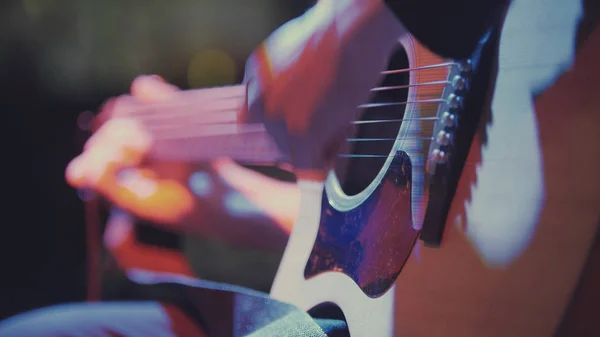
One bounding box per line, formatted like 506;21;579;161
318;0;406;52
192;0;402;246
268;0;404;68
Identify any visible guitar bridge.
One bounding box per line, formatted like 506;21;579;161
419;29;496;247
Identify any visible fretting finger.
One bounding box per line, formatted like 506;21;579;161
85;118;152;156
67;119;152;190
131;75;179;103
66;143;143;189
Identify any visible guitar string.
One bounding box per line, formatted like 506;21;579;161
143;94;446;141
118;80;451;118
148;107;442;160
145;100;449;158
99;62;457;159
127;94;448;138
144;115;442;130
116;60;458;118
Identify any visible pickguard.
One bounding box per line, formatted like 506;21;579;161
304;150;419;298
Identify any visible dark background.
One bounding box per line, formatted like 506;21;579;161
0;0;312;319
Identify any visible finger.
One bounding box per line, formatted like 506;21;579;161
65;155;87;188
66;150;116;189
67;127;151;191
83;120;110;151
131;75;179;103
69;117;153;191
83;118;152;157
97;168;195;224
91;97;118;131
103;208;135;250
87;95;133;133
67;143;142;190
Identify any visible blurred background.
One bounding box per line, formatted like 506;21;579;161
0;0;313;320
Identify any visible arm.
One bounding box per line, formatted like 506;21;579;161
115;0;399;244
69;0;502;253
127;160;300;252
101;161;299;277
67;77;300;252
106;161;299;263
242;0;407;179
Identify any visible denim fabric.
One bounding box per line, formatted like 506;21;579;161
0;271;349;337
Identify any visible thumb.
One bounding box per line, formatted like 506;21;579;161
98;168;195;225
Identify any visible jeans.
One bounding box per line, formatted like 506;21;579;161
0;271;348;337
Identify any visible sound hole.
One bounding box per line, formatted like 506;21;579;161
335;45;410;195
303;44;419;298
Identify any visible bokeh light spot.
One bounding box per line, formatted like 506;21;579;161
187;49;237;88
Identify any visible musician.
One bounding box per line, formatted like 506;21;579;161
0;0;509;335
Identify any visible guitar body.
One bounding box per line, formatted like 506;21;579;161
390;2;598;335
272;0;600;336
271;31;455;336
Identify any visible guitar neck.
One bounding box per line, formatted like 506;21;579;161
110;84;288;165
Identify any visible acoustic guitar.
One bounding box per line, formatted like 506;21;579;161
89;0;600;335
